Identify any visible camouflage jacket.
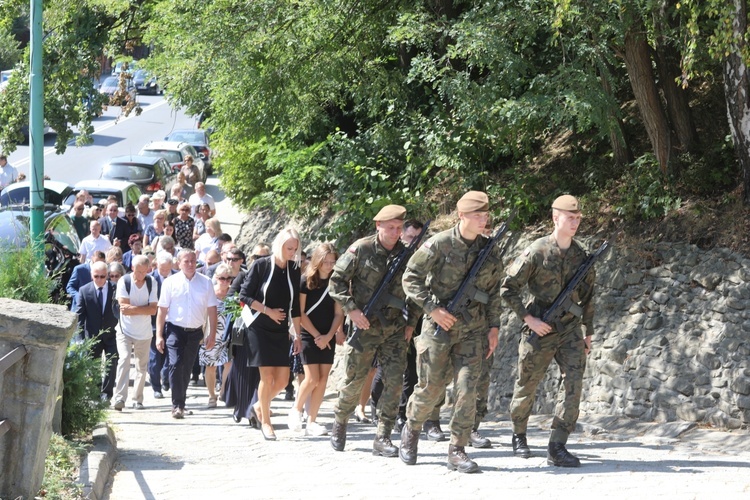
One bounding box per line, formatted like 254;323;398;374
500;234;595;335
402;224;505;330
329;233;419;329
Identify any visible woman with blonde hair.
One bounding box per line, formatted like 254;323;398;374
194;217;222;263
239;228;302;440
287;243;344;436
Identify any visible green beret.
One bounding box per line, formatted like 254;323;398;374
456;191;489;212
373;204;407;222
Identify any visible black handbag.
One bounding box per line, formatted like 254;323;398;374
230;316;246;347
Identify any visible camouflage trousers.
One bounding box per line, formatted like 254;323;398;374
333;324;408;436
510;326;586;444
474;342;492;430
406;318;485;447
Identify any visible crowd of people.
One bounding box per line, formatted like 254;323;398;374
71;186;597;475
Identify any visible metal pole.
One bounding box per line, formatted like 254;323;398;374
29;0;44;252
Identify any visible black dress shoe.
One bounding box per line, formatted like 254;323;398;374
423;420;446;442
547;442;581;467
399;423;420;465
284;389;295;401
372;436;399;457
394;415;406;433
162;379;170;392
447;445;479;473
469;430;491;449
248;407;260;429
512;433;531;458
232;414;241;423
330;420;347;451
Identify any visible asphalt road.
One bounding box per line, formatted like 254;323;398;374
6;94;194;184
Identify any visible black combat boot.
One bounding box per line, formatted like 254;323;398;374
373;435;399;457
423;420;446;442
394;413;407;433
330;420;347;452
468;425;491;448
512;433;531;458
547;442;581;467
399;423;420;465
447;445;480;473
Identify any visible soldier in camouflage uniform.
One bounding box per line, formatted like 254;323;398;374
328;205;420;458
500;195;596;468
399;191;504;473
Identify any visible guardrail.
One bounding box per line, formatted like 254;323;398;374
0;345;28;438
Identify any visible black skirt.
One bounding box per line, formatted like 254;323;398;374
300;331;336;365
246;323;291;367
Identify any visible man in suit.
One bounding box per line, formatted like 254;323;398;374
66;251;106;310
99;203;119;236
76;261;119;403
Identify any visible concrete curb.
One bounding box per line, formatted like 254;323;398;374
78;423;117;500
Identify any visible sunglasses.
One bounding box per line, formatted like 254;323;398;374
109;274;122;279
179;209;190;212
216;276;232;281
251;254;266;260
92;274;107;278
126;213;136;217
226;257;241;262
145;251;155;256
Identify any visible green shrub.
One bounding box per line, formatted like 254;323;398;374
0;242;55;304
613;154;682;220
60;336;110;437
39;433;86;499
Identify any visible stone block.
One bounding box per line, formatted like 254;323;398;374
632;376;659;391
676;404;706;422
694;273;722;291
624;271;643;285
736;395;750;410
726;297;747;310
695;350;721;370
692;395;717;409
666;376;695;397
644;315;664;330
730;376;750;395
650;291;670;305
623;403;647;418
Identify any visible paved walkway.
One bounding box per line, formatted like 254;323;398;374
103;379;750;499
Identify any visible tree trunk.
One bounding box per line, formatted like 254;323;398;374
654;2;699;153
724;0;750;204
622;19;672;175
599;64;634;166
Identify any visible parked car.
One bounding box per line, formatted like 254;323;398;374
139;141;207;182
164;129;212;173
0;180;76;208
132;70;161;95
73;180;143;208
99;155;176;195
99;75;136;106
0;204;81;302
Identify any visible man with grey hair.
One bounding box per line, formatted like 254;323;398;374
148;251;177;398
0;154;18;189
156;250;219;418
113;255;158;410
137;194;155;230
188;181;216;217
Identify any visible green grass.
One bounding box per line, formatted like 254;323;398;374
39;433;88;499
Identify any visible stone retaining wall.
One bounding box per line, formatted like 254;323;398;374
235;208;750;430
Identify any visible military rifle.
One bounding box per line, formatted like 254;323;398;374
347;220;431;352
434;212;515;340
526;240;610;350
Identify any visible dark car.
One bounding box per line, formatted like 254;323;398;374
0;204;81;302
99;75;136;106
132;70;161;95
0;180;76;208
164;129;212;173
100;155;176;195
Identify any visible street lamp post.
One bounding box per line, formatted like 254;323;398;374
29;0;44;257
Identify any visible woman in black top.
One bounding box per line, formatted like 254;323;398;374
287;243;344;436
240;228;302;440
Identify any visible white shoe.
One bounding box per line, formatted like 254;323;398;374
305;421;328;436
287;409;303;432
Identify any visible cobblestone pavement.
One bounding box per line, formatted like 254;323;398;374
104;380;750;499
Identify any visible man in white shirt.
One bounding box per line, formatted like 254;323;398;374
155;250;218;418
113;256;158;411
136;194;155;231
79;220;113;263
0;155;19;189
188;182;216;217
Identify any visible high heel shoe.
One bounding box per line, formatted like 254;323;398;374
354;405;371;424
248;407;260;429
261;424;277;441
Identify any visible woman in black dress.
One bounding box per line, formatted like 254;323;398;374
239;228;302;440
287;243;345;436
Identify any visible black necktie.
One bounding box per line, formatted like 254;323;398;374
97;287;104;315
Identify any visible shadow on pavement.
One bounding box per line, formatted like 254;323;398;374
113;448;184;500
204;178;226;203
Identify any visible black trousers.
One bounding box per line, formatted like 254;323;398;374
91;333;118;399
165;323;203;409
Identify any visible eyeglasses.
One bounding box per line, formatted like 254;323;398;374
109;274;121;279
216;276;232;281
92;274;107;278
226;257;241;262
